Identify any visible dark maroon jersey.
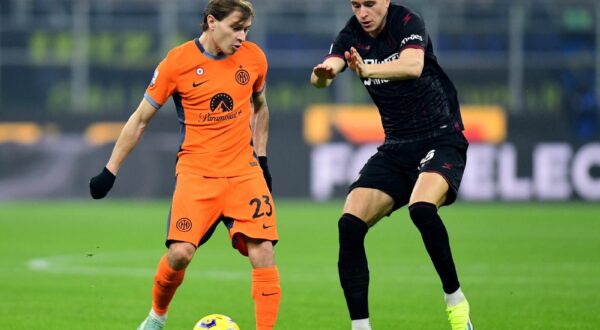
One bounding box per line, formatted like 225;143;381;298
327;4;464;143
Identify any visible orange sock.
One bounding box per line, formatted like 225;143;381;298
252;266;281;330
151;254;186;315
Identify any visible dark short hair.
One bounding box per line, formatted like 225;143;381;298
202;0;255;31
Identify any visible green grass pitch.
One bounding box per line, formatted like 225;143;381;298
1;200;599;329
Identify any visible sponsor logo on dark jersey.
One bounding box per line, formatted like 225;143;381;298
400;34;424;47
363;53;400;86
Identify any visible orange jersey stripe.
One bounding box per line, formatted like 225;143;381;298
145;38;267;177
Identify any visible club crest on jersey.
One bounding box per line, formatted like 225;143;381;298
196;67;204;76
176;218;192;232
235;68;250;85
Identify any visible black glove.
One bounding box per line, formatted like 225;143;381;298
258;156;272;192
89;167;116;199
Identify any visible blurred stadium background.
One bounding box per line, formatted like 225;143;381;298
0;0;598;201
1;1;600;329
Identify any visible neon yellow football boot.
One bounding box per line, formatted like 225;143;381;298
446;299;473;330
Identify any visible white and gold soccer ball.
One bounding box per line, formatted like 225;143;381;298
193;314;240;330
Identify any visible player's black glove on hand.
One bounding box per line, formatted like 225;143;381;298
89;167;116;199
258;156;272;192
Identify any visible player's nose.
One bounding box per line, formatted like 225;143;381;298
236;32;246;42
358;7;369;18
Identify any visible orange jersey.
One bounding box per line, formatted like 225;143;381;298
145;38;267;177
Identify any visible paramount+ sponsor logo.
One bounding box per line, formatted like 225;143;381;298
210;93;234;112
198;93;242;122
199;110;242;122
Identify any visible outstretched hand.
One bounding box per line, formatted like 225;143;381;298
344;47;368;78
312;64;337;80
89;167;116;199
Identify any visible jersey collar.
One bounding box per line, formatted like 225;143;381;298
195;37;228;60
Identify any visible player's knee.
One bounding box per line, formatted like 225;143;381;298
408;201;440;231
338;213;368;245
167;244;195;270
248;239;275;268
338;214;369;273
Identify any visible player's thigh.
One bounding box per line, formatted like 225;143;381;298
347;150;415;225
409;172;449;207
168;173;225;247
343;187;395;227
413;132;468;207
223;172;278;254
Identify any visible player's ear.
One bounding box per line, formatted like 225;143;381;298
207;14;217;31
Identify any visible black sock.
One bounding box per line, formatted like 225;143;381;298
409;202;460;294
338;213;370;320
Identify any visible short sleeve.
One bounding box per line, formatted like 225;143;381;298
253;48;268;96
144;55;178;110
396;12;428;51
328;22;353;61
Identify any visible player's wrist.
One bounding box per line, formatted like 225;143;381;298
359;64;371;79
102;166;116;178
105;163;119;176
258;156;268;166
89;166;117;199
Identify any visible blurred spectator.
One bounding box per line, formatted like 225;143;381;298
562;67;598;140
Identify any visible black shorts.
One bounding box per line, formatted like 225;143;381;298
349;131;469;212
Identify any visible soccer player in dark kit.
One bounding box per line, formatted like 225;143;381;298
311;1;474;329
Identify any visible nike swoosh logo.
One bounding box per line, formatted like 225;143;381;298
262;292;279;296
262;224;273;229
192;81;207;87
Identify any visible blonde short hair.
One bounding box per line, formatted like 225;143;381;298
202;0;254;31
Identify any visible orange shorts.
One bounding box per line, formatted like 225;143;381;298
167;171;278;255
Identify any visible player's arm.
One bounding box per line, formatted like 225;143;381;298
346;47;425;81
252;90;273;191
252;90;269;157
89;98;158;199
310;56;346;88
105;98;158;174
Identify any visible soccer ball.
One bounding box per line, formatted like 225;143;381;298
193;314;240;330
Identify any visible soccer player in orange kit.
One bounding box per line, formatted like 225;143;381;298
89;1;280;329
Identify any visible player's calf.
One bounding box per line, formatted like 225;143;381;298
408;202;460;293
338;213;370;321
